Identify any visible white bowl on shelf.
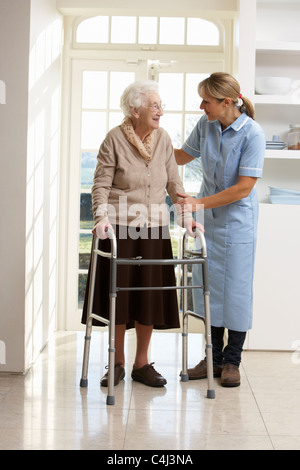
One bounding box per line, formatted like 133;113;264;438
255;76;292;95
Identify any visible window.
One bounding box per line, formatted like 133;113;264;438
111;16;137;44
78;67;136;310
158;70;209;193
159;18;185;45
138;17;158;44
75;16;221;48
76;16;109;43
187;18;220;46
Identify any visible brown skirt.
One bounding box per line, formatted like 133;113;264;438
81;225;180;330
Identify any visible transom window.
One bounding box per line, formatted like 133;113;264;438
75;16;221;47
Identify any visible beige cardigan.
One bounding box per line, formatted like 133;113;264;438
92;125;185;227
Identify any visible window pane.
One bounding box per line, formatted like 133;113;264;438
187;18;219;46
80;193;93;230
138;17;157;44
161;114;182;148
184;158;203;195
111;16;137;44
159;73;184;111
81;112;106;149
82;71;108;109
78;273;88;309
159;18;185;45
81;151;97;190
109;112;124;130
185;114;202;140
79;234;92;270
184;115;203;194
76;16;109;43
185;73;209;111
109;72;135;109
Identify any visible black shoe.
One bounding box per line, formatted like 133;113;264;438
131;363;167;387
100;362;125;387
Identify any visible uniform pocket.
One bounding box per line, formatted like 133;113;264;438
226;204;255;244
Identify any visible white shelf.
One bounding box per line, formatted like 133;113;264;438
265;149;300;159
254;94;299;105
256;41;300;52
249;2;300;350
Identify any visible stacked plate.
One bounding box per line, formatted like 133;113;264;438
269;186;300;204
266;140;286;150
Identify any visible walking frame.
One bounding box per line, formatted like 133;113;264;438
80;227;215;405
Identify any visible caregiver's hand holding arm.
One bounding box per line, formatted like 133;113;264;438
177;175;257;211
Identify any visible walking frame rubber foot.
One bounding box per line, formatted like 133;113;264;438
80;378;88;388
106;395;115;405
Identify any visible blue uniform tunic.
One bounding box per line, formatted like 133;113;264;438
183;113;265;332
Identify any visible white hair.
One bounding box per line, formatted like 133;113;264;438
120;80;159;118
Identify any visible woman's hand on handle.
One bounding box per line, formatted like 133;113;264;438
92;219;114;239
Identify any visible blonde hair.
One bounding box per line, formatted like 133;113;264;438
120;80;159;118
198;72;255;119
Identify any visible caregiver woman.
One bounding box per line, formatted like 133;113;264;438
175;73;265;387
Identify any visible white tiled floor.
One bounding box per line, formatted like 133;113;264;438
1;330;300;450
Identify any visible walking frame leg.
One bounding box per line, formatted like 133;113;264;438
181;260;189;383
106;293;116;405
181;229;215;399
79;231;117;405
202;258;215;399
80;317;93;388
80;236;98;388
106;242;117;405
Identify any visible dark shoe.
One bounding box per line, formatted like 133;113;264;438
131;363;167;387
100;362;125;387
221;363;240;387
182;360;222;380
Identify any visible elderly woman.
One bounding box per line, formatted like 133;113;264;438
81;80;200;388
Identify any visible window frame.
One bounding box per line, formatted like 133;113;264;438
72;15;225;52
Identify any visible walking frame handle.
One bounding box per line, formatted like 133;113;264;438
192;227;207;258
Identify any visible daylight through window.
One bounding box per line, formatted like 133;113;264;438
76;16;220;47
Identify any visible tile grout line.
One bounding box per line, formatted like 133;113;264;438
241;362;275;450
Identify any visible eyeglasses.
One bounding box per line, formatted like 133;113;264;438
144;103;166;111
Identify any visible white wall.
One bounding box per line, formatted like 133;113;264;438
25;0;62;369
0;0;31;373
56;0;239;16
0;0;62;373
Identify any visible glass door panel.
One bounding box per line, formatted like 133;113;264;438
67;57;224;329
82;71;108;108
157;61;223;195
67;59;147;329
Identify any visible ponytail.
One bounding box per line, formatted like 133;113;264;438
239;95;255;120
199;72;255;120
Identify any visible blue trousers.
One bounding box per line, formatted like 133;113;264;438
211;326;246;367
